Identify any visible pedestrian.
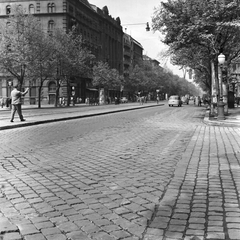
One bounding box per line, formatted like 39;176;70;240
197;96;202;107
10;83;29;122
62;97;65;106
59;97;62;106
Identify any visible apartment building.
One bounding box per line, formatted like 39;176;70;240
0;0;124;104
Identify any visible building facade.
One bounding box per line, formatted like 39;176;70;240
0;0;124;105
123;33;132;79
122;33;144;99
131;39;143;67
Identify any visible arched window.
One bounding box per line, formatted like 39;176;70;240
47;3;51;12
29;4;35;14
48;82;56;92
48;20;54;33
6;5;11;14
48;3;55;13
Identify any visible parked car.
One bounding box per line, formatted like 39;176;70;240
168;95;182;107
120;97;128;103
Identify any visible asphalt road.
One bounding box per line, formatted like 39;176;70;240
2;104;237;240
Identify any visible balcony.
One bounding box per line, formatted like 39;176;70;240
124;50;131;57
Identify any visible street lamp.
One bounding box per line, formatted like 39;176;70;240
7;80;13;109
146;22;150;31
217;53;225;120
123;22;150;32
8;80;12;95
8;80;12;87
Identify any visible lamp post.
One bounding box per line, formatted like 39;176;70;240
8;80;13;95
8;80;13;109
218;53;225;120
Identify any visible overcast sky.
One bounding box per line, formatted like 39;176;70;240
89;0;183;77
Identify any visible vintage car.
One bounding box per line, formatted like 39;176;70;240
168;95;182;107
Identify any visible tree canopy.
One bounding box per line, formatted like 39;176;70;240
92;61;124;90
152;0;240;93
0;6;39;88
126;58;199;97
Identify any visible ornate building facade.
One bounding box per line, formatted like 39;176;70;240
0;0;142;105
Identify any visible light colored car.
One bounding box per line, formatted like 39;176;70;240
181;96;189;105
168;95;182;107
120;97;128;103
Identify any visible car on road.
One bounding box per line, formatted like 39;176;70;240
181;96;189;105
168;95;182;107
120;97;128;103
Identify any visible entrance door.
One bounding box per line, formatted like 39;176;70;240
49;94;55;104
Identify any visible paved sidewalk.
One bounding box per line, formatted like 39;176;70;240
0;102;162;130
203;106;240;127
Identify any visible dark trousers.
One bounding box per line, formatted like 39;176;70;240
11;104;24;121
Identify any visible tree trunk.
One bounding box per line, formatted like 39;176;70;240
55;81;60;107
67;82;71;106
210;60;216;117
38;86;42;108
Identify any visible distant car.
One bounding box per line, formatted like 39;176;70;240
120;97;128;103
181;96;189;105
168;95;182;107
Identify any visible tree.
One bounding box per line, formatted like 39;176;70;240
152;0;240;94
92;61;124;102
171;46;212;93
127;60;160;93
27;22;56;108
0;5;40;89
125;57;199;99
52;28;95;106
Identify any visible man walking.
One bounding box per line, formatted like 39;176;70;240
10;83;29;122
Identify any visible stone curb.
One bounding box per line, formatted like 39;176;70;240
0;104;162;131
203;110;240;127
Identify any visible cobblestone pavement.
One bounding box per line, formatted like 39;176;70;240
0;105;240;240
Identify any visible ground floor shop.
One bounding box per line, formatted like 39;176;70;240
0;77;136;107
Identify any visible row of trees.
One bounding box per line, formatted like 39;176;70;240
152;0;240;97
0;6;199;108
127;60;199;97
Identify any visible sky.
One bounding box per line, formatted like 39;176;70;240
89;0;184;77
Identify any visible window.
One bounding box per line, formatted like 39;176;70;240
48;20;54;32
48;82;56;92
48;3;55;13
6;5;11;14
30;87;36;96
29;4;35;14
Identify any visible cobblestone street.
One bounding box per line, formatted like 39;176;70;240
1;104;240;240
